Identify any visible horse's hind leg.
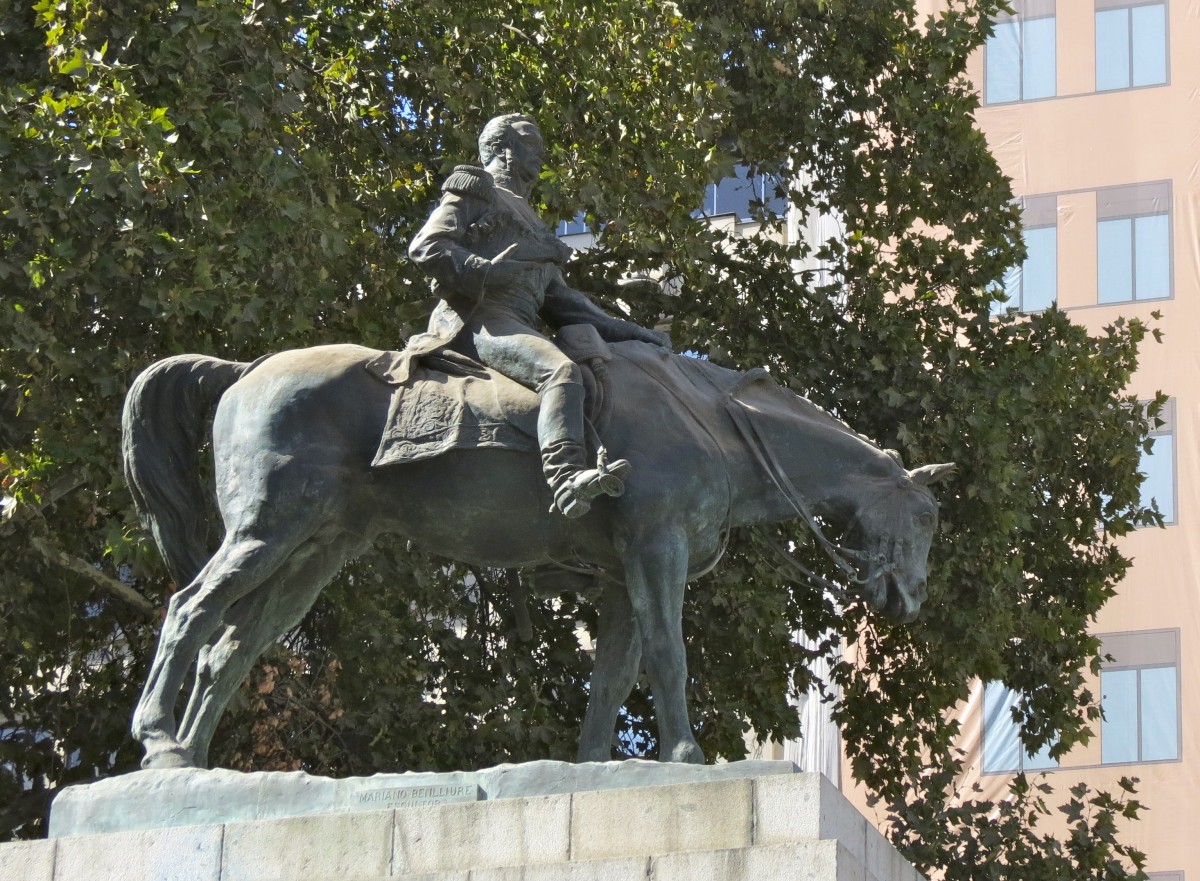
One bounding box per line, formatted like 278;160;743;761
619;528;705;764
578;581;643;762
132;522;314;768
177;531;364;767
175;588;274;768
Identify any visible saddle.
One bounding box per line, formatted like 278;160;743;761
364;324;614;468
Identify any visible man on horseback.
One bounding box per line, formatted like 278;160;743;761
406;113;671;518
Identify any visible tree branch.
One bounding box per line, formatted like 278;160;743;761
29;537;158;619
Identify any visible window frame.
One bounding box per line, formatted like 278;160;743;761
990;195;1057;315
1012;224;1057;312
698;166;788;221
1094;0;1170;92
981;681;1060;775
983;0;1058;105
1098;628;1182;766
1095;181;1173;305
1138;396;1177;526
556;213;590;237
1016;195;1058;312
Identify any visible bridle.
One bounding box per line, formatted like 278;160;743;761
725;390;914;600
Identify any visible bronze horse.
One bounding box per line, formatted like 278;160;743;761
123;340;953;769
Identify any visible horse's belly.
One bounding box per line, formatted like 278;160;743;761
369;449;610;570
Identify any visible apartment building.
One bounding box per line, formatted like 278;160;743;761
839;2;1197;876
560;14;1195;864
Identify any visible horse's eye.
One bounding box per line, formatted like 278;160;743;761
918;511;935;527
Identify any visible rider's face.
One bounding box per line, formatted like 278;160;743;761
507;121;545;184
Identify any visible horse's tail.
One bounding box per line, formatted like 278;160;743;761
121;354;254;587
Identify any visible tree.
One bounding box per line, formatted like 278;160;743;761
0;1;1155;877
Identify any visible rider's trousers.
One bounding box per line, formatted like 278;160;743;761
467;314;589;489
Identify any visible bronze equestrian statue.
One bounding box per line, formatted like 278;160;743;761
122;114;954;771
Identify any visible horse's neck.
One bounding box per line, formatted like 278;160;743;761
727;397;899;528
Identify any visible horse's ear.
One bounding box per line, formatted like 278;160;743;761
909;463;957;485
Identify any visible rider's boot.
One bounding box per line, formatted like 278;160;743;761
538;382;630;518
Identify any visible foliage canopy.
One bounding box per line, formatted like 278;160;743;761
1;1;1156;877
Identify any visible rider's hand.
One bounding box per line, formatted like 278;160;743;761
605;318;671;350
486;244;538;290
641;328;672;350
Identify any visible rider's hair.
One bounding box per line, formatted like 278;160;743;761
478;113;537;166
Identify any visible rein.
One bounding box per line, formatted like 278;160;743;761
724;382;884;592
761;534;854;602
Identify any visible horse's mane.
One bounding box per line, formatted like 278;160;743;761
623;345;878;447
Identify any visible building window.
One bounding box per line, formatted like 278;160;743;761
698;165;787;220
996;195;1057;313
1097;181;1171;304
1139;397;1176;524
982;682;1058;774
1099;630;1180;764
985;0;1056;104
1147;873;1183;881
1095;0;1168;91
556;213;590;237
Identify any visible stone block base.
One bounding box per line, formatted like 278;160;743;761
1;764;925;881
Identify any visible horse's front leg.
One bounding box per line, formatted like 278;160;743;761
578;580;643;762
618;527;705;764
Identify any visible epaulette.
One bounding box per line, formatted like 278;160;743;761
442;165;494;201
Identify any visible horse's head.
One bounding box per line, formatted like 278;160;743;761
844;463;955;623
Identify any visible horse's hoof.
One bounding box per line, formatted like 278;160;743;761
141;745;195;770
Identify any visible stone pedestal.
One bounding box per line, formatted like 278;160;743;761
0;762;925;881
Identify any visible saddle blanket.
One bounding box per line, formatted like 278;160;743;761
362;330;780;471
364;348;540;467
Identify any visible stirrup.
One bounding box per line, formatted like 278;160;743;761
552;456;631;518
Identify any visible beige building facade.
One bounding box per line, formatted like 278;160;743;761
836;2;1199;877
563;10;1197;865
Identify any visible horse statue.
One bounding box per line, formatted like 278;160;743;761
122;338;953;769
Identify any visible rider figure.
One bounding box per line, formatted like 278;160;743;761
407;113;671;518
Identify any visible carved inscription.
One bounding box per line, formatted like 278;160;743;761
356;783;481;809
